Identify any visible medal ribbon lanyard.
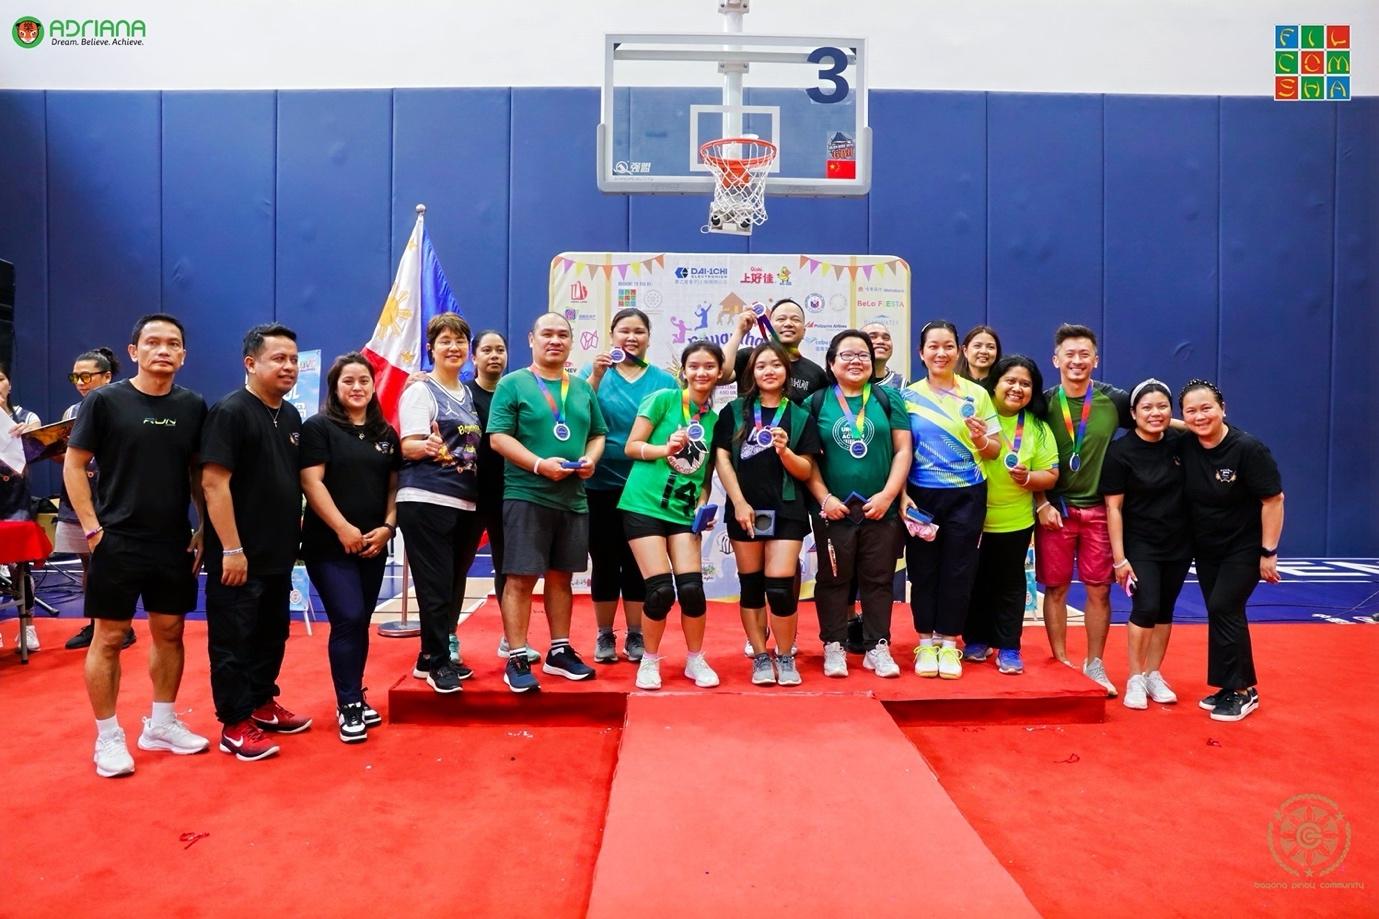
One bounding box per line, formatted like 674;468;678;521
530;367;570;426
832;382;871;439
681;390;710;427
753;398;784;434
1002;410;1026;454
1057;386;1093;459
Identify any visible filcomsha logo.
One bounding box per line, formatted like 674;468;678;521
12;16;43;48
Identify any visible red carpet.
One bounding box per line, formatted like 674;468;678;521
3;611;1375;916
588;694;1037;917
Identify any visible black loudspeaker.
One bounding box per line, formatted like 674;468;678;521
0;259;13;373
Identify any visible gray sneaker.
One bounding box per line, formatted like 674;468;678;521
624;631;645;662
751;652;776;685
775;653;801;686
594;631;617;663
496;636;541;663
1082;657;1118;698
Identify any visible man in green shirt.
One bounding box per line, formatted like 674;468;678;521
489;313;607;693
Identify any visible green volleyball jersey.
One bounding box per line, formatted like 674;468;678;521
618;388;720;526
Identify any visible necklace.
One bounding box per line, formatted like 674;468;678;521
246;385;283;428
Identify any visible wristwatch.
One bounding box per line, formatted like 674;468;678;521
1260;546;1278;558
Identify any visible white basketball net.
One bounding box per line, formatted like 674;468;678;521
700;137;778;232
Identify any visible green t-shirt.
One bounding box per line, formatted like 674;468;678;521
981;411;1060;533
1040;380;1132;508
488;368;608;512
618;389;720;526
810;385;909;519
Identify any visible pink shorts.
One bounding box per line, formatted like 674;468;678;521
1035;503;1113;587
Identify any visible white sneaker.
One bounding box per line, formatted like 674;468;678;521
21;623;39;651
822;641;848;678
635;657;662;690
684;655;720;688
914;644;939;678
744;639;754;658
1123;674;1148;709
937;645;963;680
137;715;210;755
1082;657;1118;698
863;639;901;678
1144;670;1178;704
94;728;135;778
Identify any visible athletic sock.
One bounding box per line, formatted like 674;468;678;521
643;651;661;663
550;637;570;651
151;701;175;725
686;650;704;663
508;647;529;661
597;627;614;638
919;636;934;647
941;639;957;650
96;716;120;739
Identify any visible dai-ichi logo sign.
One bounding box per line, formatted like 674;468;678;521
11;15;148;48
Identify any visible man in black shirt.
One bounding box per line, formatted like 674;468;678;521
721;298;828;403
67;313;209;778
202;323;306;762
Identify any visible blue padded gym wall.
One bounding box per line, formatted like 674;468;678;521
0;88;1374;554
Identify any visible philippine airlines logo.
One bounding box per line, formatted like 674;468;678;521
12;16;42;48
569;280;588;303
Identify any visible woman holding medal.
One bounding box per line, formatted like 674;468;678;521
900;320;1001;680
1099;378;1192;710
582;308;677;665
804;331;911;680
962;356;1059;675
620;342;725;691
713;342;820;686
1178;379;1284;723
396;313;484;695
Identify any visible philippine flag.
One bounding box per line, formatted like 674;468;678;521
362;208;463;428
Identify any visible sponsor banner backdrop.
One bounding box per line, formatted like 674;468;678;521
550;252;911;599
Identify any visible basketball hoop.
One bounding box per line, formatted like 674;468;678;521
700;136;777;235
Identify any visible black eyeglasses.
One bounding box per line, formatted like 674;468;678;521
68;371;109;384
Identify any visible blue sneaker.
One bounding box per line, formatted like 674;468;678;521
543;644;596;681
996;648;1024;674
962;643;991;663
504;654;540;693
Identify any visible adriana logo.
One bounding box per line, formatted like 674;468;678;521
1215;467;1236;485
13;16;43;48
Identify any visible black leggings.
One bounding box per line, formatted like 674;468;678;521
1126;555;1192;628
587;488;646;604
478;495;506;603
397;502;485;668
1197;552;1260;690
964;526;1032;651
906;482;987;636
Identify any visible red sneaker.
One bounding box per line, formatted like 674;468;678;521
218;720;281;761
251;700;313;734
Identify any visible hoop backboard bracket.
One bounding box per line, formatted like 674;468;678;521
597;32;870;197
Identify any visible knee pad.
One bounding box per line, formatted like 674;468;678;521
674;572;707;618
643;573;676;622
738;570;766;608
764;576;798;617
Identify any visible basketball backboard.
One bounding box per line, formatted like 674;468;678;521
598;33;870;197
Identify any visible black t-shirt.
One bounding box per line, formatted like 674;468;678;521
68;380;207;545
299;415;401;561
711;398;822;523
1181;427;1283;559
466;379;504;505
1098;429;1192;561
734;350;828;404
200;388;303;574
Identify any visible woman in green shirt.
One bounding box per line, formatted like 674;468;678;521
620;342;725;691
962;356;1059;675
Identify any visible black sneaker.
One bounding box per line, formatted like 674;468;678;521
412;653;429;679
845;615;865;655
65;623;95;650
122;628;136;649
543;644;596;681
359;689;382;727
1209;688;1259;722
426;662;463;694
1197;688;1229;711
504;654;540;693
453;660;474;682
337;703;367;743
